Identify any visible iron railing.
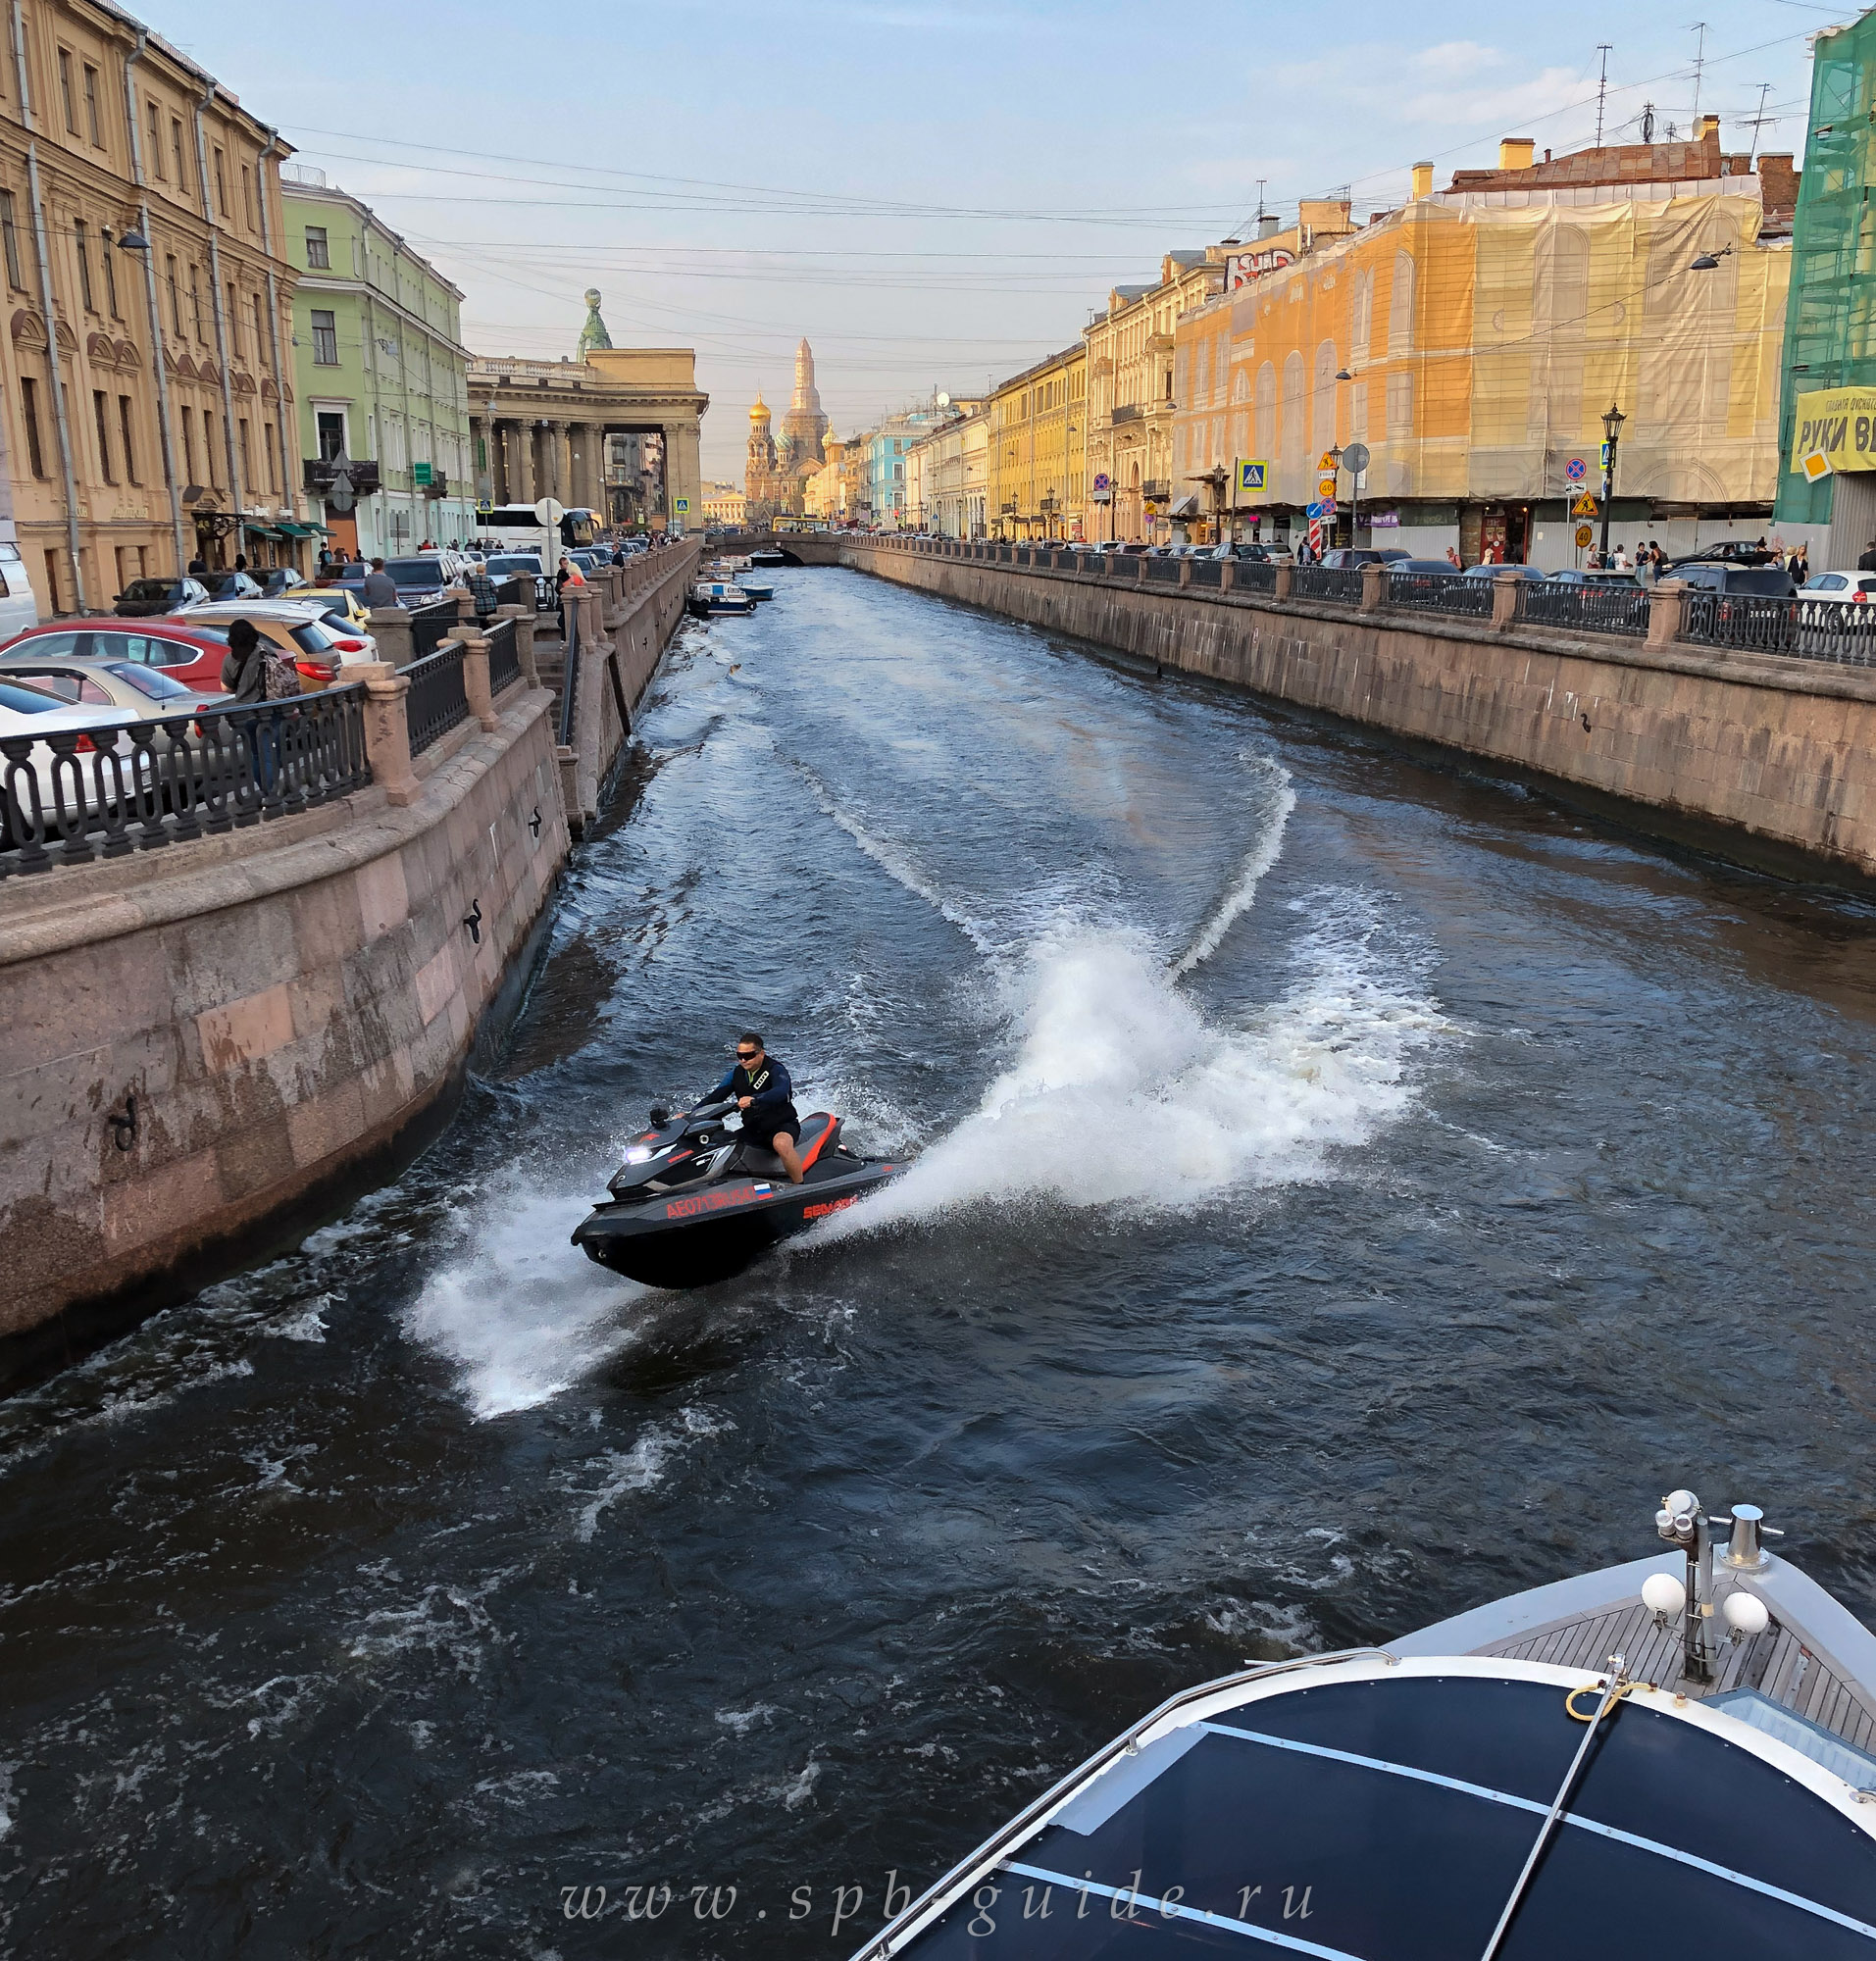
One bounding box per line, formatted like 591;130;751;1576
409;599;462;659
558;603;582;747
494;575;534;611
1291;565;1365;605
404;641;471;756
1680;590;1876;669
1189;558;1223;587
1387;571;1497;620
1514;579;1650;637
486;616;523;695
0;687;371;879
1231;562;1281;593
1144;555;1183;582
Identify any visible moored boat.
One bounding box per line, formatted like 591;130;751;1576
737;577;776;601
686;578;756;618
855;1488;1876;1957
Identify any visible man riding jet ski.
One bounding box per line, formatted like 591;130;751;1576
571;1032;906;1290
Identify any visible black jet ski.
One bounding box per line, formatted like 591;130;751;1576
571;1097;906;1289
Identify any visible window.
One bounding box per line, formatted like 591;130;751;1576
1386;369;1414;438
188;264;203;340
92;389;112;479
213;149;227;220
226;282;238;358
179;403;194;482
164;254;181;335
146;100;162;177
310;308;337;365
1388;251;1416;357
81;63;100;146
170;119;186;194
251;292;266;359
118;394;137;482
237;417;251;487
20;376;45;477
304;225;330;269
263;421;276;490
241;164;255;230
42;550;60;615
57;49;76;135
74;219;93;312
315;409;345;460
205;412;220;485
101;226;119;318
0;190;23;291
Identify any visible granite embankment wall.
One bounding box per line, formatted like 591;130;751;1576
830;542;1876;883
0;549;693;1383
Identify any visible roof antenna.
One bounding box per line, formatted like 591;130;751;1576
1744;81;1774;166
1256;178;1267;225
1690;21;1710;126
1641;101;1656;143
1595;45;1613;147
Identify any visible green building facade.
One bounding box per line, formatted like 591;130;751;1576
282;175;476;558
1774;9;1876;563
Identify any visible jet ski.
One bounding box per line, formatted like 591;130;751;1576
571;1098;905;1289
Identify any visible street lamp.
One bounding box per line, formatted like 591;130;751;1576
1690;243;1734;273
1598;402;1627;560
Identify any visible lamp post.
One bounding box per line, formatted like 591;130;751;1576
1598;403;1627;561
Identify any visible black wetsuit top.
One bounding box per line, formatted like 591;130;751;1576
708;1055;799;1143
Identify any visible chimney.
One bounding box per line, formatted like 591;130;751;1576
1498;136;1536;172
1696;114;1720;144
1258;214;1281;239
1411;161;1434;198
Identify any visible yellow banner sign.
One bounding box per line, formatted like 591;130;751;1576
1791;387;1876;476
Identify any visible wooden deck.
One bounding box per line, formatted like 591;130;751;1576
1481;1598;1876;1754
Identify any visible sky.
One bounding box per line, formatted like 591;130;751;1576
175;0;1836;478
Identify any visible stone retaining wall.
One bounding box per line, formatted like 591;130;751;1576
837;543;1876;883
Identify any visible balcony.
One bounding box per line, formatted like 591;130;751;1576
1141;479;1171;501
1110;404;1143;425
304;456;381;496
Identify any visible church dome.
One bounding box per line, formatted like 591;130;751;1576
749;392;771;423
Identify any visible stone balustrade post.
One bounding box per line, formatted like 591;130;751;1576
1178;558;1193;588
366;606;414;669
1360;562;1389;611
1647;578;1690;649
451;587;476;622
1274;563;1294;602
496;603;538;688
354;661;420;807
1220;562;1235;594
459;635;496;732
1492;570;1522;629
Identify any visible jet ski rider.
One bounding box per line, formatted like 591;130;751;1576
708;1033;804;1185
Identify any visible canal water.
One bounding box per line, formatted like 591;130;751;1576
4;568;1875;1957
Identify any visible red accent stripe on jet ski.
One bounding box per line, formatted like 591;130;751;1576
795;1117;837;1174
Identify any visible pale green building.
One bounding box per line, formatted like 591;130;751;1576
282;171;475;557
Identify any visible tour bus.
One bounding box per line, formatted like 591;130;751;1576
476;504;599;570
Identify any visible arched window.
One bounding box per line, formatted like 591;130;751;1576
1350;266;1375;364
1312;339;1339;462
1231;366;1251;458
1282;350;1305;461
1255;361;1277;457
1388;250;1416;356
1214;335;1230;404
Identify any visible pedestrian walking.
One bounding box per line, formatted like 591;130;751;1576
1858;540;1876;573
555;553;586;636
360;557;398;609
465;559;498;627
1445;545;1461;569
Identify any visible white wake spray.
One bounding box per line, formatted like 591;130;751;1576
1172;758;1297;977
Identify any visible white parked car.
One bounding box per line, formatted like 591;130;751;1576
0;676;143;839
182;598;380;687
0;540;39;638
1799;572;1876;604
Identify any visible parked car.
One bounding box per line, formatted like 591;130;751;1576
283;583;374;633
181;600;377;688
1461;563;1547;581
197;570;264;603
1391;558;1465;576
1318;548;1410;570
1671;561;1796;598
1546;569;1641;586
0;652;226;719
116;576;211;618
0;619;234;692
1799;571;1876;603
258;567;300;598
383;555;461;605
0;677;143;841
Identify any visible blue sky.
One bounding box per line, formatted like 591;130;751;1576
176;0;1834;474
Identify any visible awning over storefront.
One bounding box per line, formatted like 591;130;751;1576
242;521;285;540
275;522;321;537
1169;494;1200;518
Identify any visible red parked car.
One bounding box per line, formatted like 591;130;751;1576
0;617;234;692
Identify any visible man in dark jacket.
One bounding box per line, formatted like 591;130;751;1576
219;618;267;703
706;1033;803;1183
360;557;398;608
1860;541;1876;573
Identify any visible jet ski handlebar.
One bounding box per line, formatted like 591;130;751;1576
646;1096;738;1128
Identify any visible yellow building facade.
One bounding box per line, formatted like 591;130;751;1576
1175;163;1789;565
987;345;1085;539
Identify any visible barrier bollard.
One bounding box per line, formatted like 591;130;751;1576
1360;562;1388;612
366;606;414;668
1274;564;1294;601
1647;578;1690;649
460;636;497;732
1491;570;1521;630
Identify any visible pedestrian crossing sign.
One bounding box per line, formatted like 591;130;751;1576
1236;459;1269;495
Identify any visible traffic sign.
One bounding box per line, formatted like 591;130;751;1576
1565;457;1588;483
1571;492;1599;519
1306;498;1337;520
413;461;433;486
1574;524;1595;548
1598;441;1614;469
1319;450;1339;471
1236;459;1268;495
476;499;493;518
1318;479;1338;502
674;496;690;514
1800;448;1833;483
1342;442;1370;477
533;496;567;528
1093;471;1111;491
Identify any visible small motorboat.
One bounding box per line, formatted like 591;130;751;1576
854;1486;1876;1957
736;577;776;601
572;1097;905;1288
686;578;756;618
749;548;787;566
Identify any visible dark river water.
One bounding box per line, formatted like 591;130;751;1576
5;568;1876;1958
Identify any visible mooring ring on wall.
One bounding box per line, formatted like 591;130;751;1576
463;900;483;945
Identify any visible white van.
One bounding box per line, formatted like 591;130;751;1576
0;540;41;638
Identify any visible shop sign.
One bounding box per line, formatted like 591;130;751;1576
1368;512;1399;528
1788;388;1876;475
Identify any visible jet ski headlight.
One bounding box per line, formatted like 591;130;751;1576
624;1146;654;1165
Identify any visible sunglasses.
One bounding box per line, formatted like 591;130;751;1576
735;1048;760;1060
